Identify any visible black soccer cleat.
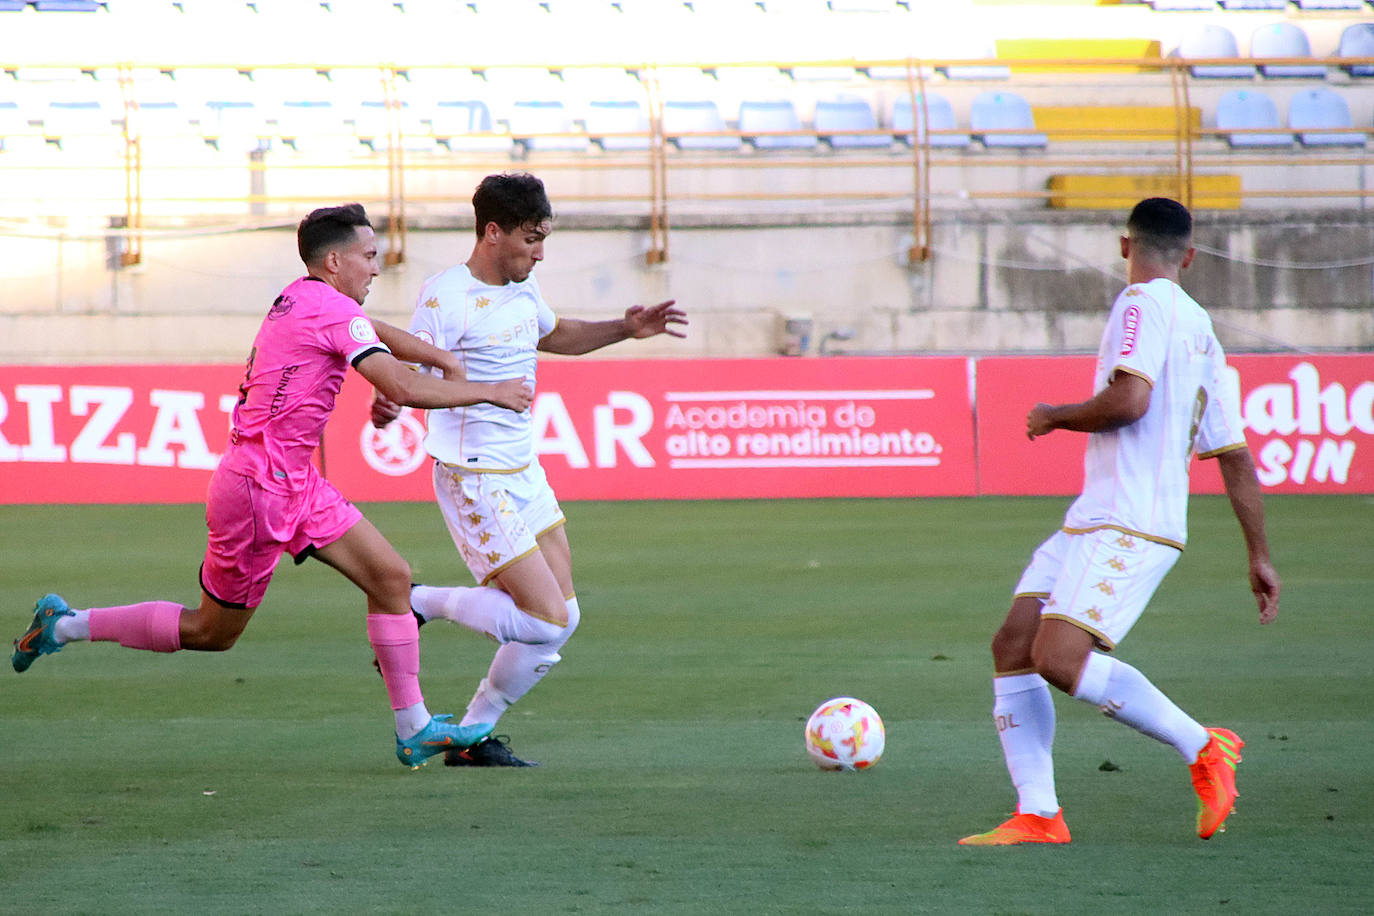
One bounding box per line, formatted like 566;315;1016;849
443;735;540;768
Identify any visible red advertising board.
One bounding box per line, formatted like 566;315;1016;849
320;356;978;500
2;354;1370;505
0;365;241;505
976;353;1374;495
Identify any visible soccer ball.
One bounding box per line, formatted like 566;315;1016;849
804;697;885;771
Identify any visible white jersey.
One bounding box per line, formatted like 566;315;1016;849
1062;277;1246;549
409;263;557;471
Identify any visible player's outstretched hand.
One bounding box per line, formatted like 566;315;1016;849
372;392;403;428
1251;558;1280;625
488;378;534;412
624;300;688;339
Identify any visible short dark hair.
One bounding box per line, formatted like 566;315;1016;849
297;203;371;265
472;172;553;239
1127;197;1192;259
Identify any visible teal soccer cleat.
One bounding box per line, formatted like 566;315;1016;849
12;594;73;673
396;715;494;769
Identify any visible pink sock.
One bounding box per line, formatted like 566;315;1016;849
367;613;424;711
87;601;183;653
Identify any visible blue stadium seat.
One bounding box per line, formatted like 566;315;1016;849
662;100;741;150
1216;89;1291;147
892;94;969;148
0;1;28;9
274;99;343;153
1220;0;1288;8
430;99;513;153
1177;24;1256;79
353;100;436;152
1294;0;1363;9
1250;23;1326;79
738;99;816;150
584;99;649;151
508;99;590;152
33;1;103;9
940;43;1010;81
201;100;270;153
813;97;890;149
1289;88;1365;147
970;91;1046;149
1337;23;1374;77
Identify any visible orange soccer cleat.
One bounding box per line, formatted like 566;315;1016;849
1190;727;1245;839
958;809;1071;846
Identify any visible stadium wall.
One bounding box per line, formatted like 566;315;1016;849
2;209;1372;366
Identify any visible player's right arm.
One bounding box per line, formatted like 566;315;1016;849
1215;445;1280;625
1026;370;1152;439
354;351;531;413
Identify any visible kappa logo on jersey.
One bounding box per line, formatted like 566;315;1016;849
359;409;427;477
1120;305;1141;356
349;317;377;344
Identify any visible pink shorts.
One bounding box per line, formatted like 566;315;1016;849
201;465;362;609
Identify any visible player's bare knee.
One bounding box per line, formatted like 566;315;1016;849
990;625;1032;670
519;596;567;628
373;558;414;609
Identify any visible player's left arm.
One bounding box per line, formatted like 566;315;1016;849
537;300;687;355
1214;446;1280;625
1026;370;1152;439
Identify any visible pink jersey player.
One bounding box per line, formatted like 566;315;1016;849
13;204;533;770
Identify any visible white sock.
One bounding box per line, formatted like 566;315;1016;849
53;609;91;644
411;584;562;642
993;672;1059;818
394;700;432;741
459;597;580;729
1073;652;1210;763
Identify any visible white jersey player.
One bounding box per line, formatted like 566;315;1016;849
959;198;1280;847
373;172;687;766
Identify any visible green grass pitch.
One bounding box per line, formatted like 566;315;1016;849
2;495;1371;915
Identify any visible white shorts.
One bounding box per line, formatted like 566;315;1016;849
432;459;566;585
1013;527;1179;650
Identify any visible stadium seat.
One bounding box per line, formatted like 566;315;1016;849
274;99;346;153
814;97;890;149
42;100;115;145
970;91;1047;149
892;94;969;148
1250;23;1326;79
662;100;741;150
584;99;650;151
508;99;590;152
1337;23;1374;77
738;99;816;150
1177;24;1256;79
200;100;270;153
0;1;28;9
1289;88;1365;147
1294;0;1363;9
32;1;103;9
0;100;42;155
429;99;513;153
940;42;1010;81
1150;1;1217;9
1216;89;1291;147
1220;0;1288;8
353;100;436;152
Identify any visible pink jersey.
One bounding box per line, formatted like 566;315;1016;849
220;276;389;494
